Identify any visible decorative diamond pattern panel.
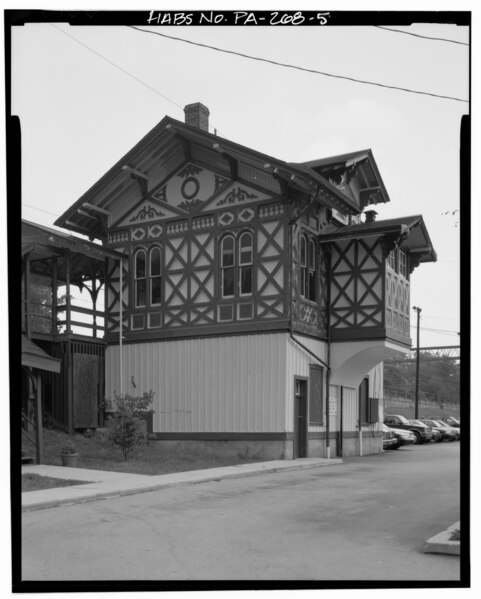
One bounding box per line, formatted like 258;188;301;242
330;238;384;330
256;219;285;319
105;257;128;334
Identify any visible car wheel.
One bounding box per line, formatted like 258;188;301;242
412;430;422;444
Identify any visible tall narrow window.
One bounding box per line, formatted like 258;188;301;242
150;247;162;305
221;235;235;298
134;249;146;308
300;234;316;301
387;250;396;271
308;238;316;301
239;232;253;295
398;250;408;279
300;235;307;297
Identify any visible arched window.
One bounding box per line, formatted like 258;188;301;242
220;232;254;299
221;235;235;298
134;246;162;308
134;249;146;308
150;247;162;305
239;232;253;296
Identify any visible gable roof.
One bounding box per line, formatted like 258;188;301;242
319;214;437;263
295;149;390;206
54;115;364;239
22;219;125;285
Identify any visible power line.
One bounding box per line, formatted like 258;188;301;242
23;203;60;218
375;25;469;46
129;26;468;104
50;24;184;112
49;24;225;136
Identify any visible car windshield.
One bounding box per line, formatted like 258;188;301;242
436;420;449;426
410;420;427;427
423;420;436;426
393;415;409;425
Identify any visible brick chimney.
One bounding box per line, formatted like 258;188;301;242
364;210;378;223
184;103;210;132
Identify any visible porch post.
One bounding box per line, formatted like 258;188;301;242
34;372;44;464
52;256;58;334
24;253;31;337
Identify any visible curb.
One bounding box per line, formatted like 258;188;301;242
22;458;343;512
423;521;460;555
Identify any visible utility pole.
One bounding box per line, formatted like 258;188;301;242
413;306;422;419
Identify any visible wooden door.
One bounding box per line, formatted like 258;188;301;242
294;378;308;458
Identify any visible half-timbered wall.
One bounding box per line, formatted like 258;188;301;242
327;236;411;344
104;158;291;341
291;208;329;338
329;236;384;337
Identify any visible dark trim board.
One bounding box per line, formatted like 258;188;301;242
307;431;382;439
147;431;382;440
106;321;292;345
147;432;295;441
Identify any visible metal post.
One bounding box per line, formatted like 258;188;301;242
119;257;123;396
413;306;422;419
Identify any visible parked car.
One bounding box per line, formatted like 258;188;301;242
420;419;456;442
384;414;434;444
408;419;438;443
435;419;460;440
444;417;460;428
389;427;416;449
382;424;398;450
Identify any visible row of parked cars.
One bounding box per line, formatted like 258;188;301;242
382;414;460;450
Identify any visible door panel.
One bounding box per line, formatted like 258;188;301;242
294;378;308;458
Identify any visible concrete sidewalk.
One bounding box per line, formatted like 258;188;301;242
22;457;343;511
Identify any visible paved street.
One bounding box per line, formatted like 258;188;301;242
21;442;461;582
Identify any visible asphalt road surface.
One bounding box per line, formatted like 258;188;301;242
21;441;461;583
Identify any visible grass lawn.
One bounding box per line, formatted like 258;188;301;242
22;473;87;492
22;427;265;476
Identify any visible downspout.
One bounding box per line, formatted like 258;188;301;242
358;385;363;457
119;256;123;397
325;244;332;459
339;385;344;457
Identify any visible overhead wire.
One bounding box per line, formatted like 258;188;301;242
50;23;183;112
129;25;468;103
49;23;225;136
374;25;469;46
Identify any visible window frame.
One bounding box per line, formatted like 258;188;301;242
220;230;254;300
299;232;317;302
133;245;163;310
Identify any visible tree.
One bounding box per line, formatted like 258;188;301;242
105;391;155;460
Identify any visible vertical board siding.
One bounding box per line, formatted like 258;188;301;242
105;333;287;433
342;386;358;431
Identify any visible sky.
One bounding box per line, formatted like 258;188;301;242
10;12;468;349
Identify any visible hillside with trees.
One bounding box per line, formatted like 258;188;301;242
383;356;460;408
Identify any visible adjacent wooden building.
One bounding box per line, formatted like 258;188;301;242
54;103;436;458
21;220;124;444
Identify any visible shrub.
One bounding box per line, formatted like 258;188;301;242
60;441;77;455
104;391;155;460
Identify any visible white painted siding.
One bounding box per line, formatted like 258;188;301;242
341;386;358;431
105;333;287;433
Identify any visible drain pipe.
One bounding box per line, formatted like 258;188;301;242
325;244;332;460
358;390;363;457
